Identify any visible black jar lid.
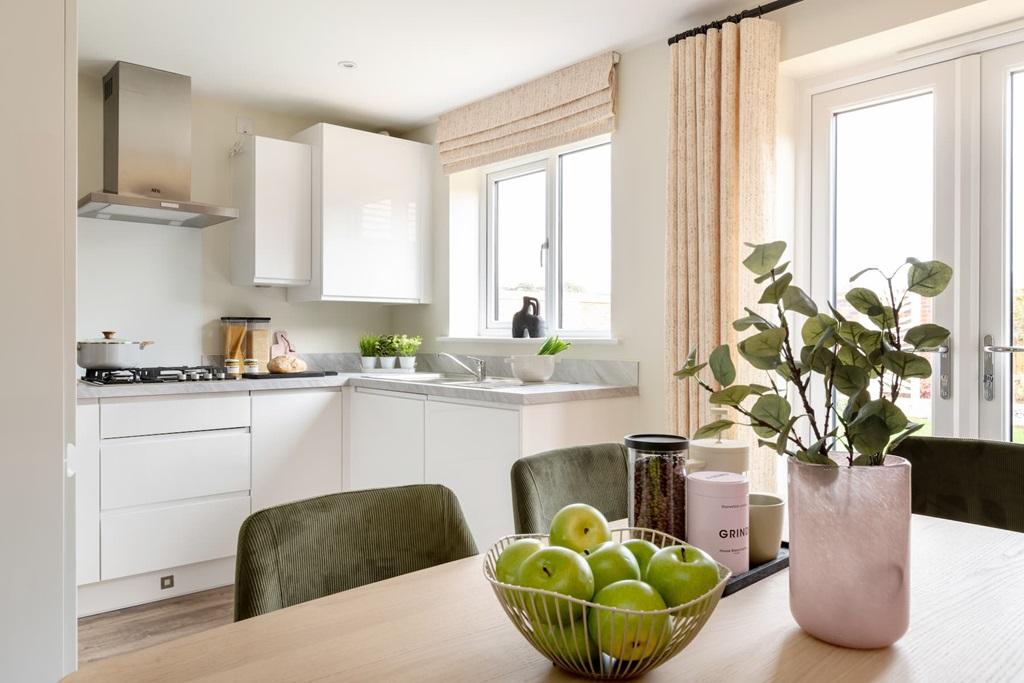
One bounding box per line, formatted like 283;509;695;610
624;434;689;453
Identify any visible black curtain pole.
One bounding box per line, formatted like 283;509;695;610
668;0;804;45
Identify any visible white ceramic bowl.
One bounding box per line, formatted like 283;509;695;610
508;355;557;382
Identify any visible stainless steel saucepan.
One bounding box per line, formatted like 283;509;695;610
77;331;155;369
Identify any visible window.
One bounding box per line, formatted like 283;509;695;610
483;138;611;335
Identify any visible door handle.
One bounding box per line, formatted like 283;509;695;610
902;342;951;399
982;334;1024;401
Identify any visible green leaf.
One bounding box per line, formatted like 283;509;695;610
826;301;848;323
781;285;818;317
709;385;752;406
843;388;871;422
773;416;799;454
857;329;883;354
759;273;794;304
881;350;932;379
846;287;884;316
733;314;771;332
754;261;790;284
800;345;836;375
693;420;734;440
851;453;875;466
854;399;908;434
907;259;953;297
737;328;786;370
849;267;884;283
886;421;925;453
796;440;836;466
750;394;791;438
869;306;897;330
801;314;837;346
742;241;788;276
835;321;867;347
836;345;875;375
904;323;950;350
708;345;736;387
673;362;707;378
748;384;772;395
848;415;890;455
832;364;869;396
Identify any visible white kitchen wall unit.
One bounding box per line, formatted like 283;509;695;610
251;388;343;511
231;135;312;287
288;123;432;303
348;388;426;489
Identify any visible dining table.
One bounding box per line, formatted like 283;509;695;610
66;514;1024;682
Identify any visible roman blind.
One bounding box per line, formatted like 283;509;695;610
437;52;618;174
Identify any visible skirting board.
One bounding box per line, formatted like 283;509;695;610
78;556;235;617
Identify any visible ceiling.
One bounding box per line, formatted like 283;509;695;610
79;0;738;132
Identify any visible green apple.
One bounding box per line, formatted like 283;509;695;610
621;539;659;577
549;503;612;553
583;541;641;593
644;544;720;607
533;619;600;665
514;546;595;624
587;580;669;661
495;539;544;584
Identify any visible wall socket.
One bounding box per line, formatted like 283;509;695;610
160;575;175;590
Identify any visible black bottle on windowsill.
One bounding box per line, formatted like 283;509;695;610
511;296;546;338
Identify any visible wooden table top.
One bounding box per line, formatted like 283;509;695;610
67;515;1024;682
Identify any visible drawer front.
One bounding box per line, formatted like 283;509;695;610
102;430;251;510
101;494;251;581
101;393;251;438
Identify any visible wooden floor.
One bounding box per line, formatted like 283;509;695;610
78;586;235;666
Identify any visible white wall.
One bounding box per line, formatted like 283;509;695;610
0;0;75;679
78;77;395;363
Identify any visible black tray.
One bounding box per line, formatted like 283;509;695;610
241;371;338;379
722;541;789;597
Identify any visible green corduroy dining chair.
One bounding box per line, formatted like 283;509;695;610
234;484;477;621
892;435;1024;533
510;443;629;534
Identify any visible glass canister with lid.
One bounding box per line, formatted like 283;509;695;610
625;434;690;541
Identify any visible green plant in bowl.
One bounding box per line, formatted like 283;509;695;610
395;335;423;357
375;335;399;357
537;336;572;356
358;335;379;357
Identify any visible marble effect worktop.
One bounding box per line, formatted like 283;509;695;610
77;372;638;406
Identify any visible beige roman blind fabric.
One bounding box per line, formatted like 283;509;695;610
437;53;617;174
665;18;780;492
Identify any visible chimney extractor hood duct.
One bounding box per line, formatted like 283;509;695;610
77;62;238;228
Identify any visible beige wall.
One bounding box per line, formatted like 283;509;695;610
78;76;394;361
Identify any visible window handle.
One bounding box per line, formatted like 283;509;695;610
539;238;549;267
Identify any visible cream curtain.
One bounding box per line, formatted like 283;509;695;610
437;53;617;174
665;18;780;491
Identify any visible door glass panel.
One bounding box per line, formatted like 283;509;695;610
833;93;935;433
493;170;546;323
1011;71;1024;442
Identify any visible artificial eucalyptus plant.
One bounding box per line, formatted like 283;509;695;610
675;241;952;467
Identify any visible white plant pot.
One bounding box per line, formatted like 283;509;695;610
398;356;417;370
360;356;377;370
379;356;397;369
508;355;557;382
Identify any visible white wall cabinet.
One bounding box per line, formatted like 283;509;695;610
348;388;426;489
251;388;343;511
289;123;432;303
231;135;312;287
424;400;521;549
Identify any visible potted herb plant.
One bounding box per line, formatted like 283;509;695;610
376;335;399;369
396;335;423;370
359;335;379;370
675;241;951;649
508;336;572;382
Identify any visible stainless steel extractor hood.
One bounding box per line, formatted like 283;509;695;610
77;62;238;228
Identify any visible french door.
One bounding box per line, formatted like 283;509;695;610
810;39;1024;443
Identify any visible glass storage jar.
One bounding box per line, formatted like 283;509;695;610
625;434;690;541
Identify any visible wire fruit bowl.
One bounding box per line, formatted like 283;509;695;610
483;527;730;679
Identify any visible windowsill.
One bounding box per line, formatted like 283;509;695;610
436;336;620;345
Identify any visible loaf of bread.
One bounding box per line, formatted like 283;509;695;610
268;355;308;373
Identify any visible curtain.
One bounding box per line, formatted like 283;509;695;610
437;53;617;174
665;18;780;491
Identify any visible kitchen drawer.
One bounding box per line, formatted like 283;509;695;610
101;494;251;581
100;393;251;438
101;430;251;510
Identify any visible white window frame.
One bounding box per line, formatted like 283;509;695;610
478;135;612;338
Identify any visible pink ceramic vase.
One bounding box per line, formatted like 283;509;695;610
787;455;911;649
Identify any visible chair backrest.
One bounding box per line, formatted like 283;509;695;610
510;443;628;534
234;484;477;621
892;436;1024;533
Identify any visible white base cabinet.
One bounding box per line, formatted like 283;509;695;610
251;388;343;511
348;388;426;490
424;401;521;549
